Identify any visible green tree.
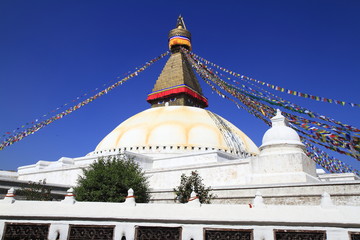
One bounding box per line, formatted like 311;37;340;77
18;180;53;201
173;171;215;204
74;154;150;203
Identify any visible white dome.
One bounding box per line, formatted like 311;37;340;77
261;109;304;148
93;106;259;156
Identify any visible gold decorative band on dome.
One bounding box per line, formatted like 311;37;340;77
169;36;191;50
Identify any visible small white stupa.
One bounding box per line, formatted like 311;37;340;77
250;109;318;184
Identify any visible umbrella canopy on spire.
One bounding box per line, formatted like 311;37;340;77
168;15;192;52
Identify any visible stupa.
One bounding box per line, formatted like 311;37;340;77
6;16;359;205
94;16;258;162
1;16;359;240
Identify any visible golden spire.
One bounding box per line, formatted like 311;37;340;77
146;16;208;108
176;15;187;29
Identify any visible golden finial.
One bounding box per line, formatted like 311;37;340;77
168;16;192;52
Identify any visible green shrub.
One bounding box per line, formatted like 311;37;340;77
173;171;215;204
74;154;150;203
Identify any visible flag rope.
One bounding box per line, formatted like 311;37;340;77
0;51;169;150
187;50;360;108
182;48;359;175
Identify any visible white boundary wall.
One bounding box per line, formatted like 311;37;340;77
1;191;359;240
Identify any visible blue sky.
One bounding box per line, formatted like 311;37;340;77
0;0;359;171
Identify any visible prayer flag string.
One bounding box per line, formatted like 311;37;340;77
193;56;360;159
182;49;359;176
1;68;146;140
186;50;360;108
185;49;359;160
0;52;169;150
184;49;359;135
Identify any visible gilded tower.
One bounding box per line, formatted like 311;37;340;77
146;16;208;108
